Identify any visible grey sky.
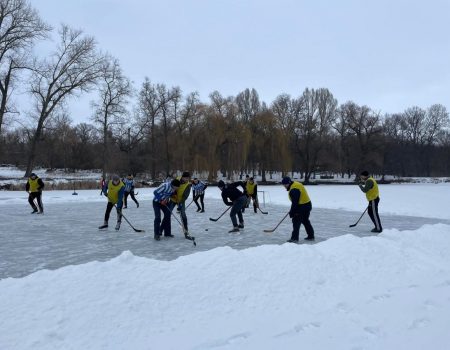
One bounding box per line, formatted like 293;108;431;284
32;0;450;123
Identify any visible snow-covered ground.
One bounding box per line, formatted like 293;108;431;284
0;184;450;349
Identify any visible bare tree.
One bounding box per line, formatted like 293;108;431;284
91;56;131;178
235;88;261;123
160;85;181;174
0;0;50;137
136;78;166;179
295;88;337;183
25;24;104;176
341;101;382;172
425;104;449;145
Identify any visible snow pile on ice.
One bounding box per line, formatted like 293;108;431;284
1;224;450;349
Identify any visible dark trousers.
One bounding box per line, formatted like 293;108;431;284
194;194;205;211
28;192;43;212
242;195;258;213
368;197;382;231
230;195;247;227
291;202;314;240
153;201;172;237
170;201;188;231
104;202;122;223
124;190;139;207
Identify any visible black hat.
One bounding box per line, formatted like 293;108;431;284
30;173;37;178
360;171;369;177
182;171;190;178
218;180;225;188
281;176;291;185
171;179;181;187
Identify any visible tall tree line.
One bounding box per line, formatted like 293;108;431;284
0;0;449;180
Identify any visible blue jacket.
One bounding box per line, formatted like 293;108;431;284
153;182;175;202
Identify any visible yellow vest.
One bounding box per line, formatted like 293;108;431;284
28;178;40;192
288;181;311;205
246;182;256;195
365;177;379;201
107;180;125;204
173;176;190;203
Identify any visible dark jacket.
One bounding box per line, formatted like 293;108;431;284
221;181;246;205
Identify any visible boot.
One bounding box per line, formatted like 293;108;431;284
238;222;244;229
228;227;240;233
98;221;108;229
115;221;121;231
31;208;38;214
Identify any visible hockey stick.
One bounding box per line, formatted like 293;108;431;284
170;210;196;246
263;212;289;233
258;207;268;215
186;199;195;209
349;207;368;227
115;205;145;232
209;205;231;222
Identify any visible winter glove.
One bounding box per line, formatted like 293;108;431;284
160;198;169;206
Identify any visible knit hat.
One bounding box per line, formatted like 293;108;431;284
217;180;225;188
281;177;291;185
182;171;190;178
112;174;120;182
360;171;369;177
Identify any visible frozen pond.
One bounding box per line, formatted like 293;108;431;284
0;198;448;279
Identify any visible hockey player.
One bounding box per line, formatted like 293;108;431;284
123;174;139;208
281;177;315;242
217;180;247;233
153;179;180;241
99;174;125;230
170;172;192;237
192;178;207;212
26;173;45;214
358;170;383;233
245;177;259;213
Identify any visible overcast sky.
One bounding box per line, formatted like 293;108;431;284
31;0;450;123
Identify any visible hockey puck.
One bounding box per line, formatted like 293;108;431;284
205;228;209;231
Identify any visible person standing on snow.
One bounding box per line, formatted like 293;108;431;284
153;179;180;241
192;178;207;212
170;172;192;237
245;177;259;213
123;174;139;208
281;176;315;242
217;180;247;233
99;174;125;230
26;173;45;214
358;170;382;233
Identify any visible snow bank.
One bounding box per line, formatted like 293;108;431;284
1;224;450;350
